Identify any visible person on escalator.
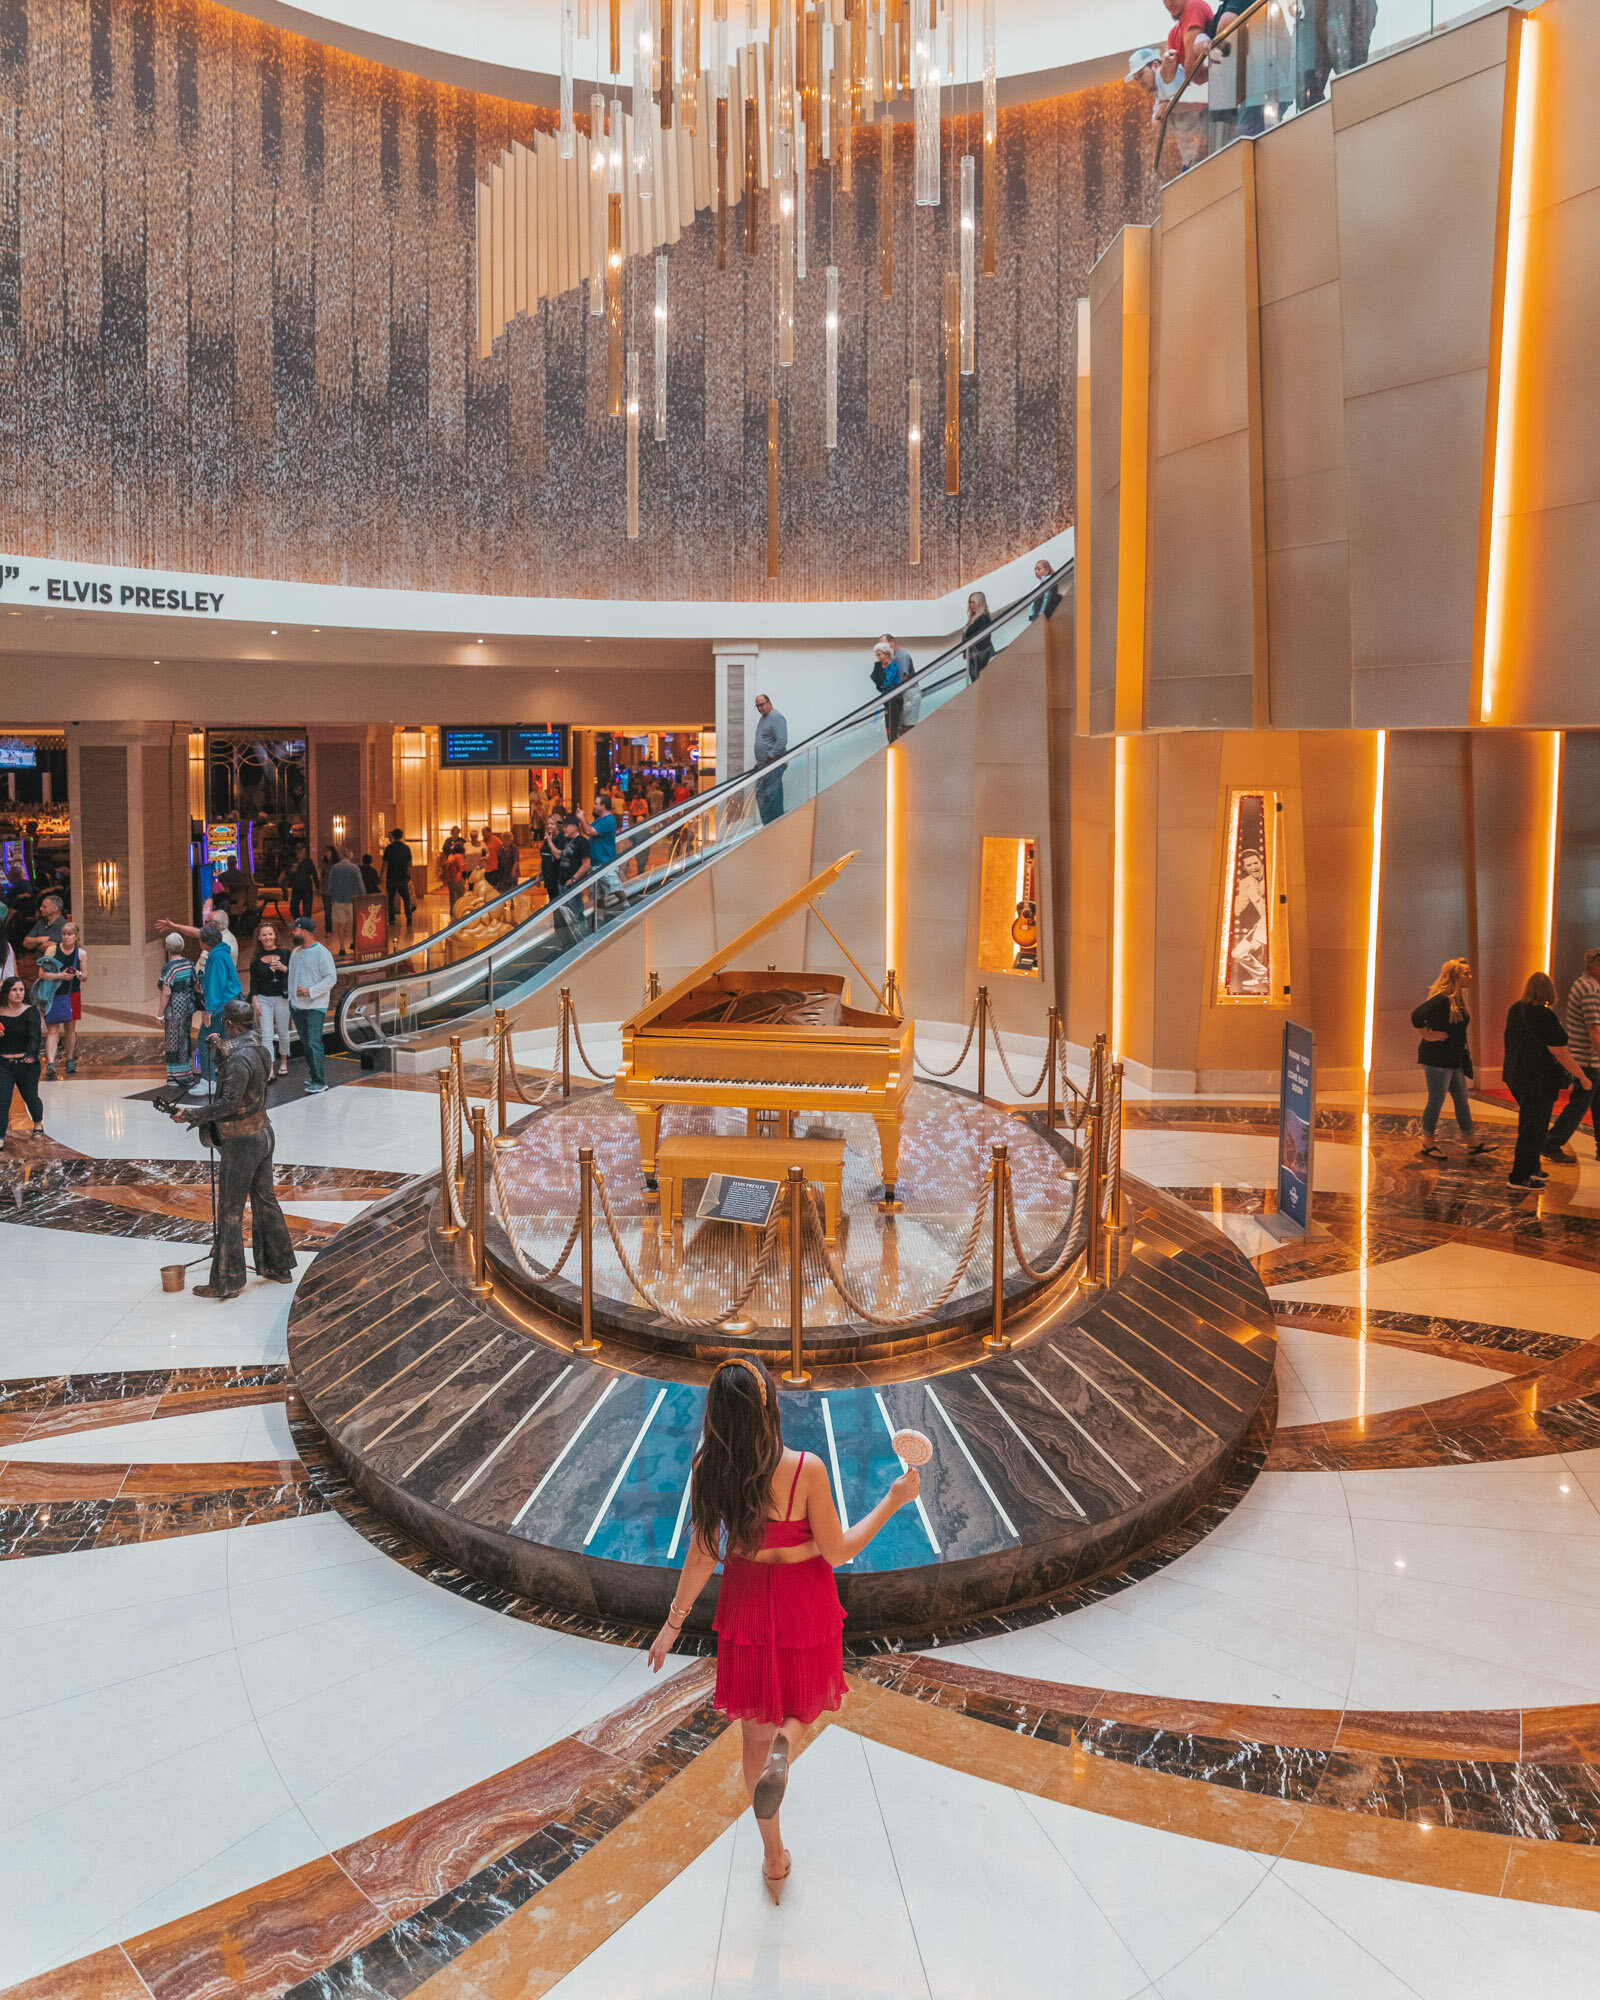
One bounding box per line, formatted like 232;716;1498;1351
871;635;913;743
1028;558;1062;624
963;592;996;683
555;813;591;945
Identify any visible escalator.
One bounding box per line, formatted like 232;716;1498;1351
335;557;1070;1063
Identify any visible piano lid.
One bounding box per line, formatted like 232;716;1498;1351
623;851;861;1034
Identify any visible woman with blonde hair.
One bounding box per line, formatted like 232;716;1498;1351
1410;957;1488;1161
647;1356;920;1904
1504;971;1594;1189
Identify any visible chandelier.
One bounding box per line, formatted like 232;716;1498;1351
473;0;999;573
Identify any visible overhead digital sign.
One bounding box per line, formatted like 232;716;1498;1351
506;724;569;767
0;737;37;768
439;727;506;767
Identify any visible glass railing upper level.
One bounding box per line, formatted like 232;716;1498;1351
1153;0;1497;182
335;561;1071;1054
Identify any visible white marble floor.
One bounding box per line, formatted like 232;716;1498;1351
7;1071;1600;1994
544;1728;1600;2000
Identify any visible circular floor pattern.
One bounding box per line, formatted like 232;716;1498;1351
288;1117;1278;1643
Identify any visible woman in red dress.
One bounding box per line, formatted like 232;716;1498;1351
647;1356;920;1902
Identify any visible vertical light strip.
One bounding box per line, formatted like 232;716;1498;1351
959;153;975;373
653;252;668;439
1542;730;1563;973
560;0;576;157
1112;735;1129;1060
907;376;922;566
1479;17;1540;723
1361;729;1387;1085
981;0;996;274
589;94;608;316
885;739;900;981
626;349;641;537
634;1;656;201
824;264;839;448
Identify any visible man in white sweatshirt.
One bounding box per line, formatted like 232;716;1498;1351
287;918;337;1093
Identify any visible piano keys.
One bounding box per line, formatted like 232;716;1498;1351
614;853;913;1204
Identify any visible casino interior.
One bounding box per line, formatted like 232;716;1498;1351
5;0;1600;1994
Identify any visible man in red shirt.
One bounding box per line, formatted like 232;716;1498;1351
1161;0;1213;85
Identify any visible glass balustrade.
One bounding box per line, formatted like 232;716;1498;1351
1156;0;1497;182
335;564;1069;1054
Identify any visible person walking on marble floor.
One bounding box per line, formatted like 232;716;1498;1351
647;1356;921;1904
1503;972;1593;1188
1562;947;1600;1158
1411;957;1491;1160
0;974;45;1140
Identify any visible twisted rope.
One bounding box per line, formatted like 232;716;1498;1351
912;996;981;1079
498;1018;563;1108
1058;1036;1090;1130
1005;1168;1090;1283
590;1162;784;1327
487;1141;583;1280
442;1069;468;1229
1101;1065;1123;1224
986;1016;1053;1099
566;1002;613;1080
803;1173;994;1327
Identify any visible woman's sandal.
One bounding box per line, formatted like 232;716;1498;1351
1467;1141;1492;1155
1418;1143;1445;1160
752;1731;792;1822
763;1849;792;1906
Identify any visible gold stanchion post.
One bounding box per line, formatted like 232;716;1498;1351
782;1166;811;1388
648;970;661;1001
560;988;572;1100
985;1142;1010;1351
468;1106;493;1296
574;1146;601;1354
494;1007;512;1147
1046;1006;1059;1130
436;1072;460;1239
976;985;989;1099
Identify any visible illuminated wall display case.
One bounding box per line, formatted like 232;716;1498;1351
978;835;1041;979
1216;790;1290;1004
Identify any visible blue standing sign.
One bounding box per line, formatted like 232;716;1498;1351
1276;1020;1316;1235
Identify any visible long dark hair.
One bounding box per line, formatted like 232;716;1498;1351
690;1357;784;1558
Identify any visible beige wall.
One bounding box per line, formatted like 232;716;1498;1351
1080;1;1600;737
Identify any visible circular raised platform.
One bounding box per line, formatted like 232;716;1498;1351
488;1082;1075;1362
287;1095;1278;1645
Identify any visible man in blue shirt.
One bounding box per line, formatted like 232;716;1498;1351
287;919;338;1092
587;792;623;918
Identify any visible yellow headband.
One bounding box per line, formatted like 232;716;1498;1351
712;1357;768;1407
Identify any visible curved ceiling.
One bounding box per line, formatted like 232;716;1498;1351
243;0;1148;96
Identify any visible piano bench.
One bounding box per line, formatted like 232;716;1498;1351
656;1134;846;1246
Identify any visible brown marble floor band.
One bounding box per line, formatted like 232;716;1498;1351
1265;1314;1600;1471
0;1662;726;2000
1273;1299;1579;1368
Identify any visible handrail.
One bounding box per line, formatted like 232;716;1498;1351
1152;0;1272;181
334;557;1072;1047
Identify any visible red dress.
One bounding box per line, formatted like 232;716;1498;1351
713;1451;847;1727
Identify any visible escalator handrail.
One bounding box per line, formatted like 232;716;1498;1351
334;557;1073;1039
1152;0;1277;181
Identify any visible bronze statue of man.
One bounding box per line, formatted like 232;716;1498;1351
170;997;296;1299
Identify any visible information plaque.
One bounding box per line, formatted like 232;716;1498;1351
696;1173;783;1230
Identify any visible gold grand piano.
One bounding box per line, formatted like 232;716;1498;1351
615;854;913;1204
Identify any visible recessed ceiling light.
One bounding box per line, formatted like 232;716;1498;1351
270;628;278;636
1394;1558;1405;1569
153;659;160;665
477;638;485;645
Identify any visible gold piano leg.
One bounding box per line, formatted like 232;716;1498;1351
635;1106;663;1192
874;1112;904;1212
